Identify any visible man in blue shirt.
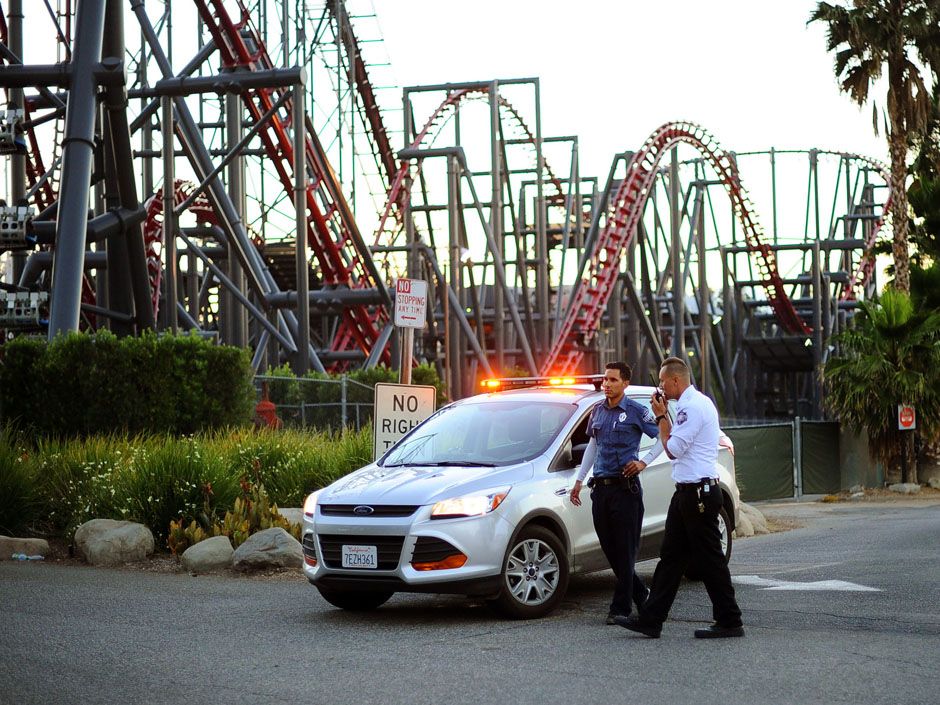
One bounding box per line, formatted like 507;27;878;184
569;361;662;624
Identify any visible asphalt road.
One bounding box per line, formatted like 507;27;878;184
1;500;938;705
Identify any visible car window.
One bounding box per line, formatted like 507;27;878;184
381;400;577;467
548;408;593;472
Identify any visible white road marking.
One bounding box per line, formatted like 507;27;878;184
733;575;882;592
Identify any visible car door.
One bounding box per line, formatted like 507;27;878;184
631;395;676;536
548;409;607;573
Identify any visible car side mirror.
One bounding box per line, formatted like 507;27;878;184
571;442;588;466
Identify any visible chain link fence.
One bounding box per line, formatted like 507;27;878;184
253;375;377;431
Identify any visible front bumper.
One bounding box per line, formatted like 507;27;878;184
302;504;515;596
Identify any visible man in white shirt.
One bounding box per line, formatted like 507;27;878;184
616;356;743;639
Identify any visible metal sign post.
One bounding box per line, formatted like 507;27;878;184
394;278;427;385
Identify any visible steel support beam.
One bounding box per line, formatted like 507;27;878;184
48;0;106;338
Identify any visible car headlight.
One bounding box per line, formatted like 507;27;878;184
303;489;323;518
430;488;510;519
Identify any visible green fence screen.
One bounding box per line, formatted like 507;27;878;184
800;421;841;494
725;424;794;502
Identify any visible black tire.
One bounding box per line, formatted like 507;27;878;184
685;504;733;581
316;586;394;611
490;525;569;619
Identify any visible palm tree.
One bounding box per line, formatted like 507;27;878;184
823;288;940;483
810;1;940;294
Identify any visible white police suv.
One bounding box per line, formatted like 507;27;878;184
302;377;740;619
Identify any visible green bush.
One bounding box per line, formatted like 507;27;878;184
217;426;371;507
0;331;254;436
0;430;39;535
2;426;372;547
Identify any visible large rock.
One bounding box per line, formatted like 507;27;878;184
181;535;234;574
888;483;921;495
734;512;754;538
928;477;940;490
232;527;302;572
739;502;769;535
74;519;154;566
0;536;50;560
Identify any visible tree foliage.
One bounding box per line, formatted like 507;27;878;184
810;1;940;293
823;289;940;482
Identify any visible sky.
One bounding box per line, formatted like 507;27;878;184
372;0;888;180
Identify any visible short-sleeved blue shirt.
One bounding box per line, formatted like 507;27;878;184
588;396;660;477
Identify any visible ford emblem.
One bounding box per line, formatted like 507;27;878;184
353;505;374;515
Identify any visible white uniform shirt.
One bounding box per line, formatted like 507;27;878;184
665;385;719;483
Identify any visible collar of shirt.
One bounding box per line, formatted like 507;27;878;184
602;395;630;412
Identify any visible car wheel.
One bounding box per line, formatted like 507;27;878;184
685;504;733;581
491;525;569;619
316;586;394;611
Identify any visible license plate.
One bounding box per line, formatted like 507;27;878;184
341;544;378;569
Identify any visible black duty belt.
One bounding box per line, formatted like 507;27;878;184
675;478;718;491
590;476;637;488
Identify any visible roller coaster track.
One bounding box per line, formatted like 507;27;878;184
141;180;216;319
372;87;567;252
330;84;571;358
541;121;813;376
0;11;55;211
835;152;891;301
326;0;397;190
194;0;391;364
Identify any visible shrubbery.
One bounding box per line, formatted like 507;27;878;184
0;427;371;546
0;331;254;436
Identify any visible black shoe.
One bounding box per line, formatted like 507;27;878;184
634;587;650;611
605;612;626;625
613;614;661;638
694;623;745;639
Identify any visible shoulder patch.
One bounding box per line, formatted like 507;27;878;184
642;408;655;423
676;410;688;425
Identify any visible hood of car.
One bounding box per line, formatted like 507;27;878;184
319;462;531;506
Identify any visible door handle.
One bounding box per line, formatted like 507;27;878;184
554;487;568;496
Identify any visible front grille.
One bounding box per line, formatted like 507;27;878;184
319;504;420;518
317;534;405;570
411;536;462;564
302;533;317;560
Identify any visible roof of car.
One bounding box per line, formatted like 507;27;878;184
461;384;658;405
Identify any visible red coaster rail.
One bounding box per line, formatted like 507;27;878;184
142;180;216;319
541;121;812;376
194;0;391;364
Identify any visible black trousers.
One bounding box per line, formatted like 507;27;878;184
641;483;742;627
591;481;646;616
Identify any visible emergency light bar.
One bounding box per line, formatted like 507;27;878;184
480;375;604;391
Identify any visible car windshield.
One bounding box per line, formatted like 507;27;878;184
381;400;576;468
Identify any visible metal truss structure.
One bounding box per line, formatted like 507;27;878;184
0;0;889;420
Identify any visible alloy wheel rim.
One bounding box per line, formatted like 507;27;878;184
504;538;560;606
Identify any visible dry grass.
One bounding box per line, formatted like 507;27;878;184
822;485;940;503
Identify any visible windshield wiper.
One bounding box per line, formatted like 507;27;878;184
384;460;496;468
